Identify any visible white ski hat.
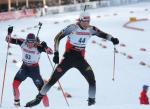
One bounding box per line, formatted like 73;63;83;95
79;11;90;22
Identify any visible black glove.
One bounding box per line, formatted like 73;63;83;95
8;26;13;35
41;41;48;48
53;51;59;64
111;37;119;45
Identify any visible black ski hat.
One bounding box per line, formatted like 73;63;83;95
143;85;149;90
26;33;36;43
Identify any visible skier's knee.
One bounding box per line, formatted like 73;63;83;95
36;81;44;91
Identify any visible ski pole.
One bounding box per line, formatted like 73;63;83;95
84;5;87;11
36;22;42;37
84;5;89;11
112;45;116;81
36;22;42;43
0;26;13;107
35;22;69;106
46;54;70;106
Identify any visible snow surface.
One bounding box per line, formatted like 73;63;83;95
0;2;150;109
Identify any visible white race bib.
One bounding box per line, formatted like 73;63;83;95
68;27;91;48
21;42;40;64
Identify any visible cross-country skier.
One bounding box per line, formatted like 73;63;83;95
5;27;53;107
25;11;119;107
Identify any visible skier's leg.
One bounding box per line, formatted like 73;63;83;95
42;95;49;107
13;80;21;106
13;66;27;106
29;66;49;107
13;80;21;101
25;58;72;107
76;59;96;105
40;58;72;95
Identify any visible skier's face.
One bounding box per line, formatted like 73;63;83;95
80;20;90;29
27;42;35;48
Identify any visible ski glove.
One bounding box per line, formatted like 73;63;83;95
5;36;11;42
111;37;119;45
8;26;13;35
41;41;48;48
41;41;53;54
53;51;59;64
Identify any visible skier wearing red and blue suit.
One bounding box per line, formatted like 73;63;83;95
6;32;53;107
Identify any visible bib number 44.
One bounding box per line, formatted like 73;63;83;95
78;38;86;44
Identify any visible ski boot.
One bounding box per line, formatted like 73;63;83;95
88;98;95;106
25;93;43;107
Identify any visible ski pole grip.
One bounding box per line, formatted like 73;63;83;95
8;26;13;35
38;22;42;28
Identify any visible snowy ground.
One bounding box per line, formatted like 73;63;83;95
0;2;150;109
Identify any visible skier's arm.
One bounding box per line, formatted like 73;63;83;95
54;31;65;52
5;36;24;46
90;26;112;40
37;41;53;54
6;26;24;46
54;24;77;52
53;24;77;64
90;26;119;45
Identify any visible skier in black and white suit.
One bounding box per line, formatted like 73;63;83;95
25;11;119;107
6;32;53;107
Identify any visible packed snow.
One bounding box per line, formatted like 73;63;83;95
0;2;150;109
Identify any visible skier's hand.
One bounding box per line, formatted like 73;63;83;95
41;41;53;54
8;26;13;35
45;47;53;54
53;51;59;64
41;41;48;48
111;37;119;45
5;36;11;42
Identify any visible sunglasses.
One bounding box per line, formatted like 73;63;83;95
81;19;90;22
